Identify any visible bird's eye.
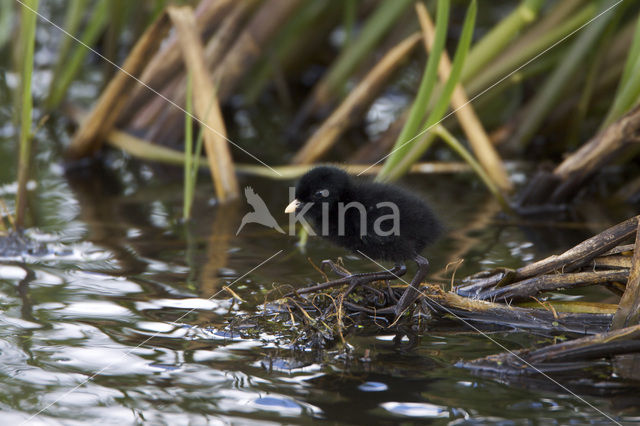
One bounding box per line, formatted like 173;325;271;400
315;189;330;197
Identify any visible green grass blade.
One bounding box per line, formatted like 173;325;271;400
425;0;477;128
48;0;88;94
602;13;640;128
511;0;621;150
183;72;194;220
46;0;109;109
323;0;413;98
462;0;545;82
602;54;640;128
343;0;357;49
243;0;330;103
465;3;596;96
619;13;640;90
377;0;450;181
0;0;15;49
16;0;39;228
434;125;509;211
191;126;205;187
379;0;477;182
188;97;214;195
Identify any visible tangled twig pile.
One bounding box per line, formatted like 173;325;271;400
260;215;640;378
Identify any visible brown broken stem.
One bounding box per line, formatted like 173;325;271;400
292;32;422;164
67;11;170;158
167;5;239;201
214;0;302;102
130;0;256;138
117;0;236;127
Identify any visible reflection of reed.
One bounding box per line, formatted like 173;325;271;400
434;197;501;282
17;268;36;323
199;200;239;299
17;267;36;358
65;166;148;276
615;354;640;381
188;200;239;326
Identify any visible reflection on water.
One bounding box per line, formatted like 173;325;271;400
0;156;637;424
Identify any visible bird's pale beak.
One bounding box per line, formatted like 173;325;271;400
285;199;300;213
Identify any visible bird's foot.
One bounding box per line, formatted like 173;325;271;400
289;261;410;312
340;264;407;300
321;259;350;277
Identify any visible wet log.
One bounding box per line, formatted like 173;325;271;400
277;281;613;335
419;285;612;334
460;324;640;376
457;216;638;298
472;270;628;303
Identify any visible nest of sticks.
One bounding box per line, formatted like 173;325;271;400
250;215;640;383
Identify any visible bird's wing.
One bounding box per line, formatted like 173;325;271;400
244;186;267;211
249;195;269;211
361;202;399;245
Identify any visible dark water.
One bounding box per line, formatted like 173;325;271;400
0;130;638;424
2;3;640;423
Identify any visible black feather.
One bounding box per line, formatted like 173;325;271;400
293;166;442;262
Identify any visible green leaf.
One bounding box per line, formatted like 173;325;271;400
183;72;194;220
602;12;640;127
16;0;39;228
512;0;623;148
463;0;545;82
46;0;109;109
377;0;450;181
379;0;477;182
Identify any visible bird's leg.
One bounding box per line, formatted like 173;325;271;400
394;255;429;317
341;263;407;299
289;262;407;299
390;263;407;277
386;281;398;303
348;263;406;282
322;260;406;282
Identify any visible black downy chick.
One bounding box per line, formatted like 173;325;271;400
285;166;442;316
